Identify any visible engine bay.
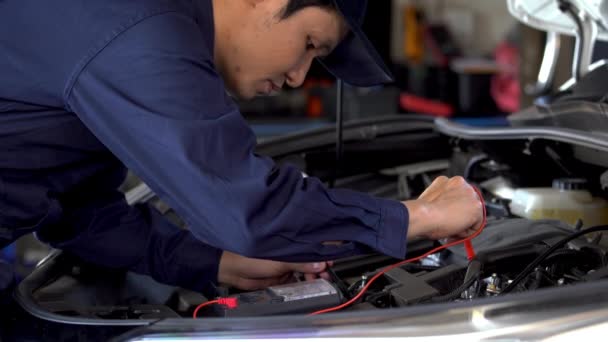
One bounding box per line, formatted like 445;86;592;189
16;116;608;322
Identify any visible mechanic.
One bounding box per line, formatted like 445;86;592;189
0;0;483;297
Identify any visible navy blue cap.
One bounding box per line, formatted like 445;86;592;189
319;0;394;87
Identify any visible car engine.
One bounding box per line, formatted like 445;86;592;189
15;110;608;321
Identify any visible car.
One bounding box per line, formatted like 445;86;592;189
5;0;608;341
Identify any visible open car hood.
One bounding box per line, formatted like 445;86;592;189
508;0;608;40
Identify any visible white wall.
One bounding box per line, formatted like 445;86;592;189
391;0;517;61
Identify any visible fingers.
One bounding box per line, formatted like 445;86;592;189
453;226;478;240
219;251;336;291
433;175;449;184
414;175;485;241
286;261;333;282
304;273;316;281
422;176;469;194
318;271;331;280
287;262;328;274
447;175;466;187
304;271;330;281
418;176;449;199
467;186;484;231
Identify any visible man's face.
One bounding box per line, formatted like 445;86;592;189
216;0;348;100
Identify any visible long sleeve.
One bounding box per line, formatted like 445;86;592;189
37;188;222;292
65;13;408;262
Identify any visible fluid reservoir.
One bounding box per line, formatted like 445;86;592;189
509;178;608;227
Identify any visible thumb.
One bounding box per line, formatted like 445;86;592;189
287;262;328;274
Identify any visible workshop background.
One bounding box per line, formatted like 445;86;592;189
2;0;604;282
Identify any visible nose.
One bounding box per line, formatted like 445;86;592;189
285;55;315;88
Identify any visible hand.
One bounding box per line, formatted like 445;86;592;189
218;251;332;290
403;176;483;241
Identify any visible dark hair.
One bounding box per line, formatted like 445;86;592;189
279;0;336;20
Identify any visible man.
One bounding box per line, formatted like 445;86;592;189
0;0;483;293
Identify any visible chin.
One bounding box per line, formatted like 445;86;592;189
224;87;252;101
239;93;256;101
237;85;259;100
221;78;251;100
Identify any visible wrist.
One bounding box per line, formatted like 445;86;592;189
403;200;433;240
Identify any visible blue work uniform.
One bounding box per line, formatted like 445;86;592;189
0;0;408;291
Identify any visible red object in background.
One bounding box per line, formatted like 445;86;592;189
400;93;454;117
491;41;520;113
303;78;333;89
307;96;323;118
304;78;333;118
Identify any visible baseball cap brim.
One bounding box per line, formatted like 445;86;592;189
318;3;394;87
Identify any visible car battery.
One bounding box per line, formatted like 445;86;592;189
217;279;342;317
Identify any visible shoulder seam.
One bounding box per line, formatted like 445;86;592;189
63;10;181;108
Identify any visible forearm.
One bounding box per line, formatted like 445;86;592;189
129;204;223;292
37;191;222;292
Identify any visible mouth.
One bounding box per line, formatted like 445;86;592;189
261;80;283;96
271;81;283;92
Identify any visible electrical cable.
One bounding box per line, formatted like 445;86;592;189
501;225;608;294
194;187;487;318
464;240;476;260
430;271;480;303
192;297;237;319
309;187;487;315
429;258;482;303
